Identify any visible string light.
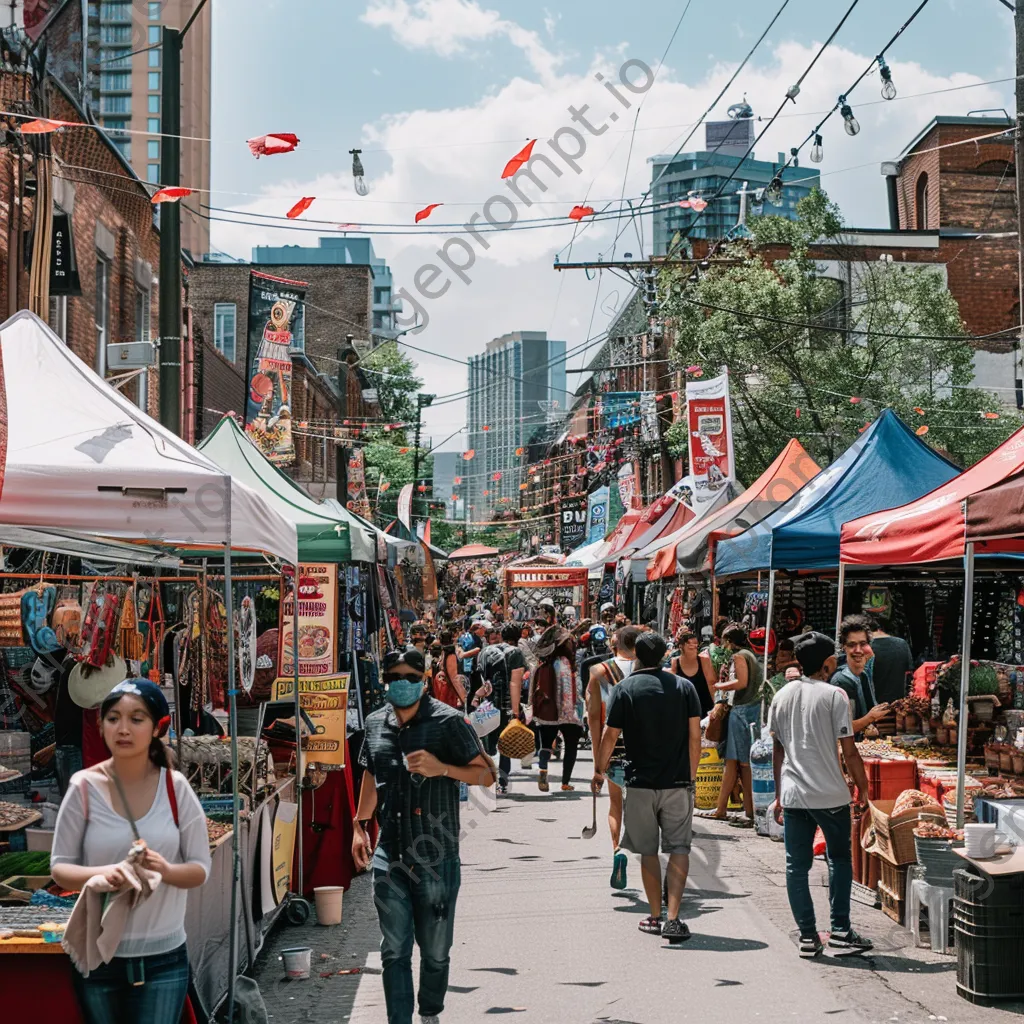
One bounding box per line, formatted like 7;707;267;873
878;58;897;101
764;172;784;206
840;95;861;136
810;133;824;164
350;149;369;196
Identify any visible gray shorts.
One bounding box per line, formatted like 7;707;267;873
620;786;694;856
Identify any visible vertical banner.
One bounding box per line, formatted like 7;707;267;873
617;462;640;511
279;563;338;677
680;371;735;519
23;0;55;40
244;270;307;465
558;495;588;550
397;482;414;531
586;485;610;544
640;392;659;443
346;448;371;518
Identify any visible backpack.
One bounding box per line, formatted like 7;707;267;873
431;654;463;709
482;644;514;700
530;660;560;723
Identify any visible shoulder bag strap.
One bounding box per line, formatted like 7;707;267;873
166;768;179;827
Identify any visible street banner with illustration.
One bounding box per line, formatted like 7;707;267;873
279;563;338;678
617;462;640;511
244;270;307;465
346;448;372;518
558;495;588;550
586;485;610;544
272;673;350;768
397;482;413;530
680;371;735;519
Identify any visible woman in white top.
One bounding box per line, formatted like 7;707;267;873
51;678;211;1024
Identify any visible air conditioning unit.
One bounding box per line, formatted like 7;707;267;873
107;341;155;370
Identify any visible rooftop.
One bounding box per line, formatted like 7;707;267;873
899;114;1013;158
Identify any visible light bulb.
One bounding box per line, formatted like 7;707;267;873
810;133;824;163
350;148;369;196
765;174;784;206
878;58;896;101
840;102;860;137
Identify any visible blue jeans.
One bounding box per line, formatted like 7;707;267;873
783;805;852;938
372;849;461;1024
72;943;189;1024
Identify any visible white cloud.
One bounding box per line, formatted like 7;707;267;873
360;0;562;82
212;35;1010;449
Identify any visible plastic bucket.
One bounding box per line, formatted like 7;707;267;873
695;747;725;810
281;947;312;979
314;886;344;926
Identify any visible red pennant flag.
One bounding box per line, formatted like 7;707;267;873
247;133;300;158
690;197;708;212
858;422;870;433
151;187;193;204
795;408;800;418
916;425;929;436
501;139;537;178
849;396;862;405
463;449;475;460
417;484;427;492
287;196;315;219
913;407;925;415
568;205;595;221
492;471;502;482
983;412;1000;419
482;425;490;431
21;118;75;134
685;364;702;374
453;476;462;485
415;203;442;223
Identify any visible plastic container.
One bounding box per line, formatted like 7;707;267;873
695;747;725;810
0;731;30;777
314;886;344;926
914;834;965;886
25;828;53;852
281;947;312;980
863;757;918;801
956;926;1024;1002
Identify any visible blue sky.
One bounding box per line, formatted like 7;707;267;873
205;0;1016;446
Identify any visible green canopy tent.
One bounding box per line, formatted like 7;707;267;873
197;416;377;563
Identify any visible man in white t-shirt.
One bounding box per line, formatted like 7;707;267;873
767;631;873;960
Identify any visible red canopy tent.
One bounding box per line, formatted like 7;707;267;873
447;542;500;560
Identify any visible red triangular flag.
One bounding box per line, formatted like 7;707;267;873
287;197;315;219
151;187;193;204
501;139;536;179
415;203;442;223
20;118;75;134
423;519;431;545
247;133;300;158
568;205;595;221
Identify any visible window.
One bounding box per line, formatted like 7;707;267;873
148;95;160;113
48;295;67;342
116;141;132;161
101;24;131;43
101;71;130;91
148;117;160;134
214;303;237;362
148;72;160;91
915;172;929;230
100;3;130;21
373;286;391;306
147;164;160;183
148;1;161;16
100;47;130;68
148;25;161;43
148;48;160;67
147;140;160;160
101;95;130;114
95;257;110;375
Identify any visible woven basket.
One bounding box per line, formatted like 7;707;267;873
869;799;944;865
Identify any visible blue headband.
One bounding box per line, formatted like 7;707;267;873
103;678;171;737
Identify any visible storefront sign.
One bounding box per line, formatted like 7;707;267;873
279;563;338;677
272;673;350;768
683;371;735;518
244;270;307;465
558;495;588;550
50;213;81;296
271;800;298;903
346;448;372;519
586;485;609;544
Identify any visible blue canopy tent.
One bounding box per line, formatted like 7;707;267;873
713;409;960;672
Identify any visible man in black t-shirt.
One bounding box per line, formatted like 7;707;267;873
593;632;702;942
477;622;527;794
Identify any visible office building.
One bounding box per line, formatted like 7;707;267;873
650;118;819;254
431;451;462;520
466;331;567;516
90;0;211;257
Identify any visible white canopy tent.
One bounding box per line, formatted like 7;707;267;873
0;311;297;565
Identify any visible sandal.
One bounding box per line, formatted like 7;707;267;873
561;784;575;792
695;810;729;820
538;769;549;793
638;916;662;935
728;817;754;829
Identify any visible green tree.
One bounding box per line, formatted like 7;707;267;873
359;341;423;434
662;188;1018;482
362;438;432;526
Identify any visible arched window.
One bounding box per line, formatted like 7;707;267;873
915;172;929;230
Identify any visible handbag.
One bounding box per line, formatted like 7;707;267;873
497;718;535;760
705;700;731;744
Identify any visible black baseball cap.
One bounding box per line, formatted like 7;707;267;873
383;648;426;675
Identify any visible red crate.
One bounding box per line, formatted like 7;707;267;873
918;775;946;806
864;758;918;802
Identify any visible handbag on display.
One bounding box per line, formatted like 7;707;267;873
705;700;732;744
52;588;84;652
79;583;122;669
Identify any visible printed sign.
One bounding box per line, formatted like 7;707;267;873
587;485;610;544
272;673;350;768
617;462;640;511
271;801;298;903
397;482;413;530
279;563;338;677
346;448;371;519
558;495;588;550
683;371;735;519
244;271;307;465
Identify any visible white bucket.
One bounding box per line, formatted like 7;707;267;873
314;885;344;925
281;946;312;979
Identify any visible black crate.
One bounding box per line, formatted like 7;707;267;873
956;925;1024;1002
956;866;1024;904
953;898;1024;932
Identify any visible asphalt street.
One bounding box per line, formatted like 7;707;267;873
255;749;1024;1024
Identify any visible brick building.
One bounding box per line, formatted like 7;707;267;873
0;23;160;412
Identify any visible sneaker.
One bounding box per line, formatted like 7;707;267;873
828;928;873;957
420;1017;441;1024
662;918;691;943
799;935;824;958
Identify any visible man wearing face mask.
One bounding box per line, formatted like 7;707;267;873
354;648;497;1024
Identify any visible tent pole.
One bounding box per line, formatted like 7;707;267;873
763;571;776;682
956;542;975;829
292;567;304;897
224;500;240;1023
834;562;846;648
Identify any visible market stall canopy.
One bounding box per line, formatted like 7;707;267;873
842;424;1024;566
564;538;608;567
966;471;1024;552
382;520;448;560
0;526;180;566
716;410;957;576
643;439;817;581
616;494;695;561
198;416;373;563
319;499;415;559
0;311;297;564
447;543;500;560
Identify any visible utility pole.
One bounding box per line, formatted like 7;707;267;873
410;392;435;533
337;334;357;505
1016;2;1024;407
157;0;208;435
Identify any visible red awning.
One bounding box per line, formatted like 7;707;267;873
447;543;500;560
840;426;1024;566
